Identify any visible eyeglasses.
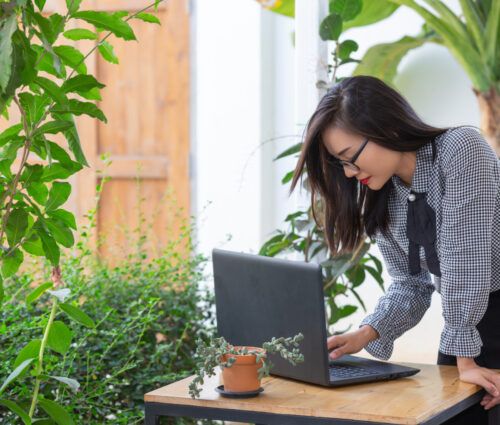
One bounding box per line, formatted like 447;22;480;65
327;137;369;172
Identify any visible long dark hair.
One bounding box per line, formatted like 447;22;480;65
289;75;450;256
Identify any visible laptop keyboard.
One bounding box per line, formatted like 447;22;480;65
329;364;380;380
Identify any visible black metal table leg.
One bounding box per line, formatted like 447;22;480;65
144;403;160;425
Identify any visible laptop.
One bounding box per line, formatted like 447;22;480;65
212;248;420;387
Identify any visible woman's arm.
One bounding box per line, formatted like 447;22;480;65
437;128;498;358
438;128;500;409
359;228;435;360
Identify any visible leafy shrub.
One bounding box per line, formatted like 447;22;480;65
0;202;217;424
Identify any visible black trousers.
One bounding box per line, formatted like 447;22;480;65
437;289;500;424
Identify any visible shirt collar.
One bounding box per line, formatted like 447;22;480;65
391;139;435;201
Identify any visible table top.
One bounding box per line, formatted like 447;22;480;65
144;362;489;424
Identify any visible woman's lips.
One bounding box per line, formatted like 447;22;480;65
360;177;371;185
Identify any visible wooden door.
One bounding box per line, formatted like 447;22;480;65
3;0;192;263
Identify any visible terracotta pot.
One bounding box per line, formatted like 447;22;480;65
221;346;266;392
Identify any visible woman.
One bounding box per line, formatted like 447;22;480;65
289;75;500;424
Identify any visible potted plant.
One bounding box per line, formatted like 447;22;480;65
188;333;305;398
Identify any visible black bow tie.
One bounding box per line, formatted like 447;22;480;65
406;190;441;277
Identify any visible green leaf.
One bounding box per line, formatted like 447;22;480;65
97;40;119;64
27;182;49;205
338;39;358;60
26;282;53;305
59;303;95;328
1;248;23;278
32;12;57;44
33;76;68;105
50;112;88;167
44;141;72;168
63;28;97;40
2;31;25;97
6;208;29;246
0;358;34;395
319;13;343;41
22;233;45;256
35;0;47;11
342;1;399;31
0;158;14;178
330;303;358;323
36;224;60;265
46;182;71;211
32;44;66;79
0;124;23;147
13;31;37;87
45;217;74;248
353;35;428;86
273;142;302;161
53;45;87;75
329;0;362;21
48;209;76;230
0;398;32;425
66;0;83;14
281;170;294;184
364;264;385;289
0;137;24;160
38;398;74;425
77;86;102;101
18;93;51;127
51;99;107;123
41;163;77;182
0;14;18;92
14;339;41;368
73;11;136;40
33;120;73;138
134;12;161;24
0;276;3;305
61;74;105;94
47;321;72;355
21;164;44;186
484;0;500;68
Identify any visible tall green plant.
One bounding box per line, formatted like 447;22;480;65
352;0;500;150
0;1;162;422
258;0;385;335
259;0;500;150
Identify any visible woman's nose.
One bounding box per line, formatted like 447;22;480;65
344;167;359;179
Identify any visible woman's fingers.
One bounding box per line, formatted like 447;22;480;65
327;335;346;351
482;374;500;410
329;345;347;360
478;376;499;397
327;335;348;360
459;368;500;397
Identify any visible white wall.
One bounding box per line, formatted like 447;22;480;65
193;1;481;365
192;0;262;258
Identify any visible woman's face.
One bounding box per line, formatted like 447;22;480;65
321;126;412;190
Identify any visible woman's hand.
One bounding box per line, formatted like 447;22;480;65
327;325;379;360
457;358;500;410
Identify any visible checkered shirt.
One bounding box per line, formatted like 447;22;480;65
360;126;500;359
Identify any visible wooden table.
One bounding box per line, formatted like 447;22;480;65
144;363;500;424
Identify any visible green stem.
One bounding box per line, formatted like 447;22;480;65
29;297;58;418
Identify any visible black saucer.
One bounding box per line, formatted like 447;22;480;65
214;385;264;398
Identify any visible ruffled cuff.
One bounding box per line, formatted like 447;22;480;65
439;325;483;357
359;314;396;361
